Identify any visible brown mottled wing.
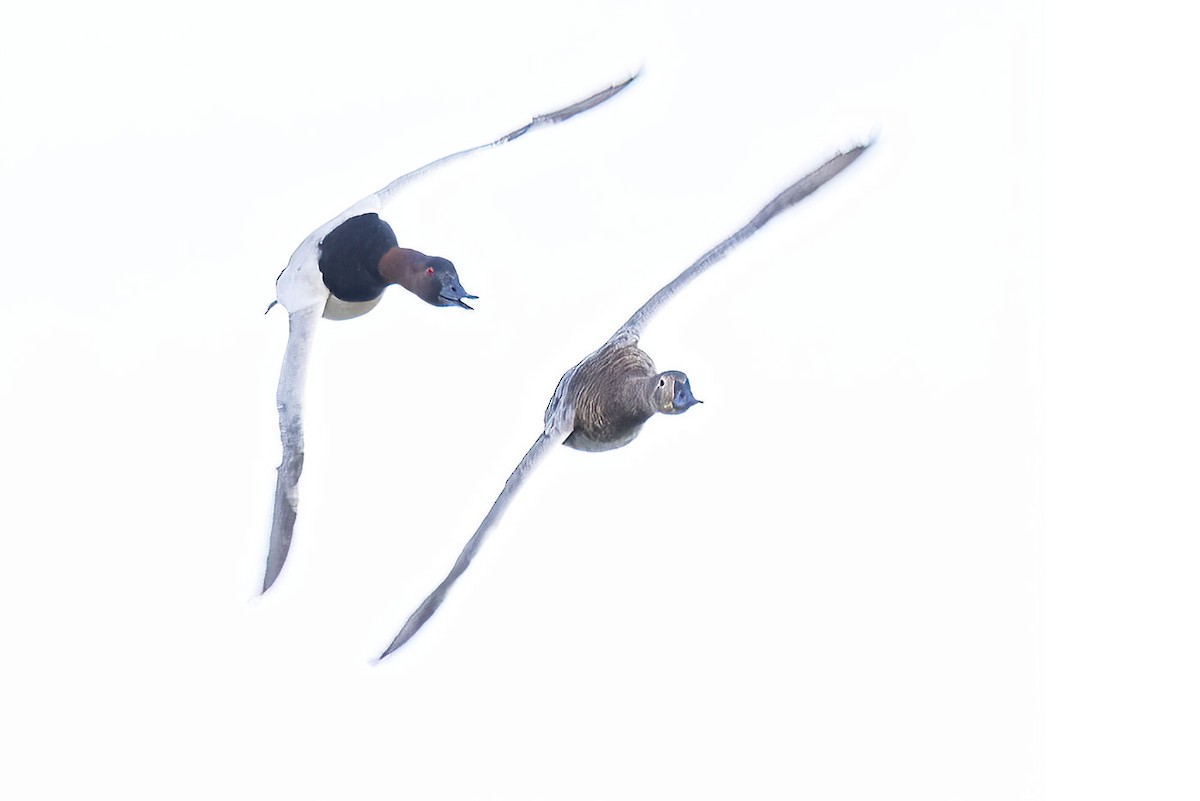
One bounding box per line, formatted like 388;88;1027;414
610;142;872;346
263;304;321;592
379;386;578;658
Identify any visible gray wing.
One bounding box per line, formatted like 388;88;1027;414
264;76;634;587
319;73;640;236
609;142;872;346
379;412;574;658
263;304;321;592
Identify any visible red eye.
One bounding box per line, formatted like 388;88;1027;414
426;267;435;275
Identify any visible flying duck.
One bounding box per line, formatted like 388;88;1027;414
263;75;638;593
379;141;872;657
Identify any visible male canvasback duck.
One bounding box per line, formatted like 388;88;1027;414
263;75;638;593
379;142;872;657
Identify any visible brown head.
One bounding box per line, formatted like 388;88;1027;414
378;247;478;309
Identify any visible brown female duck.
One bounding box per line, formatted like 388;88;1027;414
263;75;637;593
380;141;871;657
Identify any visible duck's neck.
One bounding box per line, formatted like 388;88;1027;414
637;375;666;418
377;247;429;297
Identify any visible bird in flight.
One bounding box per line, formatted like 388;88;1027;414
379;140;872;658
263;75;638;593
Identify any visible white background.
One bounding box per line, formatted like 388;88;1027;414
1;0;1195;798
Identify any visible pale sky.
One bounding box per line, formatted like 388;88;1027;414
2;0;1196;799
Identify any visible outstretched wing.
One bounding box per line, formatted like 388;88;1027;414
263;304;321;592
314;73;639;241
609;142;871;346
379;405;576;658
264;75;635;587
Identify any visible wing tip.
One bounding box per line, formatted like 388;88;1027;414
261;561;282;594
377;640;403;662
613;67;643;93
526;70;642;132
381;609;429;661
827;138;875;171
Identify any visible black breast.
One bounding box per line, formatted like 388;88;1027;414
318;213;399;302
